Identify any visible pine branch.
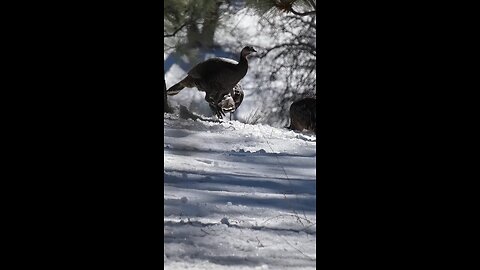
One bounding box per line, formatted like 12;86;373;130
306;0;316;9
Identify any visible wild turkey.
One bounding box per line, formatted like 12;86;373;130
213;83;244;119
289;98;316;134
166;46;256;118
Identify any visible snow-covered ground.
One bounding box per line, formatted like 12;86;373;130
164;108;316;269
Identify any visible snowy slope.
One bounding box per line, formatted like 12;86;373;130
164;109;316;269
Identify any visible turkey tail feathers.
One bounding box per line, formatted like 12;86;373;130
166;82;184;96
166;76;196;96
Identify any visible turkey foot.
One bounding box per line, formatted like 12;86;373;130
206;95;225;119
209;104;225;119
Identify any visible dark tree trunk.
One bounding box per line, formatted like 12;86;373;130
201;2;221;48
186;22;202;49
185;2;221;50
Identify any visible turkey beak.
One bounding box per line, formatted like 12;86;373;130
251;48;257;53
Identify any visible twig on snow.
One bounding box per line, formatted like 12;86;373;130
281;236;316;261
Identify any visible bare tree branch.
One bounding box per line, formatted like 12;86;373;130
164;22;188;38
243;9;316;127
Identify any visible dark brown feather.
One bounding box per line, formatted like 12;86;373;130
289;98;316;134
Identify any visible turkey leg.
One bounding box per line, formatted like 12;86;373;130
205;93;225;119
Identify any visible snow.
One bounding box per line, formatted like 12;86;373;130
164;110;316;269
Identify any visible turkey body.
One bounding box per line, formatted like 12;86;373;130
187;57;247;102
289;98;316;134
166;46;256;118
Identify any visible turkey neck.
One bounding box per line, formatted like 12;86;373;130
235;53;248;79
